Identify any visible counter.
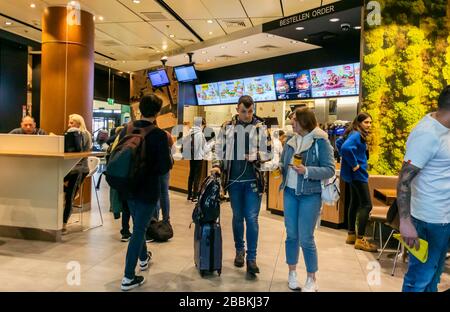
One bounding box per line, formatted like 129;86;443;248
169;159;208;193
0;134;104;241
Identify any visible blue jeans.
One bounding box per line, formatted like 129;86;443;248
124;199;157;279
154;172;170;221
228;181;262;261
283;187;322;273
402;217;450;292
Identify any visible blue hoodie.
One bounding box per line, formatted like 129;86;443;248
336;131;369;183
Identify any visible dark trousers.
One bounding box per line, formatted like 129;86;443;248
188;160;204;198
121;201;131;235
63;172;87;224
348;180;372;237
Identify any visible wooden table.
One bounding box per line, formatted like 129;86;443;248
374;188;397;205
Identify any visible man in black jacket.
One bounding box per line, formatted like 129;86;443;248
120;94;173;291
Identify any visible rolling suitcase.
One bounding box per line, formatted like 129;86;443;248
194;222;222;277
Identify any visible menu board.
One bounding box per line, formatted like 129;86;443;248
354;62;360;93
274;70;312;100
243;75;276;102
195;83;220;105
218;79;245;104
310;63;357;98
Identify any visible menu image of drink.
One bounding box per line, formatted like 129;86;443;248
354;62;360;93
274;70;312;100
195;83;220;105
218;79;245;104
243;75;276;102
310;63;357;98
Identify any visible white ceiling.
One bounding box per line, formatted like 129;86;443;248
0;0;342;72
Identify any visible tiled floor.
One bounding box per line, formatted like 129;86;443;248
0;176;448;292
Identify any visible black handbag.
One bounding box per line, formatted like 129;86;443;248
147;219;173;242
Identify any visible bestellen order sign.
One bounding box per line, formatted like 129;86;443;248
279;5;336;27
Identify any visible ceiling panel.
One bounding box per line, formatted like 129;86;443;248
164;0;213;20
251;17;280;26
200;0;247;19
0;0;46;28
116;0;176;21
241;0;283;18
217;18;253;34
282;0;322;16
185;20;226;39
150;21;199;47
0;25;42;43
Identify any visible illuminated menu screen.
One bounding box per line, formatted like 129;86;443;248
243;75;276;102
195;83;220;105
309;63;358;98
218;79;245;104
274;70;312;100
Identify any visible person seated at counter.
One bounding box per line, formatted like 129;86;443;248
9;116;47;135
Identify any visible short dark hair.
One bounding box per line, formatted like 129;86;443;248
438;86;450;110
238;95;254;108
295;107;317;132
140;94;163;117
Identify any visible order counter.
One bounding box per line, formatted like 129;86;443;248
267;163;346;228
169;159;208;193
0;134;103;241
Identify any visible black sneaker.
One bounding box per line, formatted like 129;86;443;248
121;275;145;291
234;250;245;268
139;251;152;271
120;232;132;242
246;260;260;274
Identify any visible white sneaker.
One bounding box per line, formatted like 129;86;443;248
139;251;152;271
288;271;301;291
302;277;318;292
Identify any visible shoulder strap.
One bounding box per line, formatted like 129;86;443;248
314;139;325;190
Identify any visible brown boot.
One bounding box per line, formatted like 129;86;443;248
355;237;377;252
346;233;356;245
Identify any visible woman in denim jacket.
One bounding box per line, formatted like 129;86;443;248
279;108;335;292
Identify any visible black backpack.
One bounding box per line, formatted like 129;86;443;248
64;130;84;152
192;174;221;224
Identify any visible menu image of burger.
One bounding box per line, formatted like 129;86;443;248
243;75;276;102
310;64;357;98
195;83;220;105
218;79;244;104
274;70;312;100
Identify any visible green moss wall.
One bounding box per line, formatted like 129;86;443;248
362;0;450;175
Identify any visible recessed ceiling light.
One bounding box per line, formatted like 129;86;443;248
354;26;361;30
304;38;309;41
30;3;36;8
162;44;168;50
169;34;175;38
242;40;248;44
329;18;340;22
122;61;126;63
201;50;207;54
157;50;161;53
290;40;297;44
267;34;274;38
98;16;104;21
295;27;304;31
184;55;188;58
5;21;12;26
208;31;213;35
206;59;211;62
243;51;249;54
221;46;226;49
105;61;109;64
133;0;141;3
207;20;213;24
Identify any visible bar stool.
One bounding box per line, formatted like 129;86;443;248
77;156;104;231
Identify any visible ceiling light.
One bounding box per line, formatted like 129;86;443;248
30;3;36;8
105;61;109;64
206;59;211;62
304;38;309;41
354;26;361;30
243;51;249;54
207;20;213;24
295;27;304;31
122;61;126;63
70;1;77;5
162;44;168;50
5;21;12;26
329;18;340;22
208;31;213;35
98;16;104;21
242;40;248;44
267;34;274;38
133;0;141;3
169;34;175;38
290;40;297;44
156;50;161;53
184;55;188;58
201;50;207;54
221;46;226;49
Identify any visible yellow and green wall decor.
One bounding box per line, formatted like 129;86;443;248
362;0;450;175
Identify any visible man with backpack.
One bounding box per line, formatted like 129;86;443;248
106;94;172;291
211;95;272;276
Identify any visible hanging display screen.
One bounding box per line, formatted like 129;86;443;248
274;70;312;100
195;83;220;105
309;63;358;98
218;79;245;104
243;75;276;102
